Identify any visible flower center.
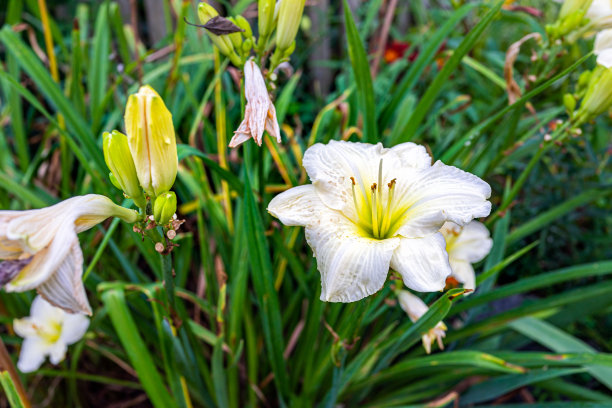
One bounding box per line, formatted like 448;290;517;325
350;159;403;240
33;321;62;344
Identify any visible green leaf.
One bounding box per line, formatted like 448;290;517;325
101;288;175;408
242;169;289;399
460;368;586;405
0;371;26;408
392;0;504;144
510;317;612;390
343;0;377;143
177;144;243;195
380;3;477;129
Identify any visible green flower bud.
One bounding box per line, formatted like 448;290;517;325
576;59;612;123
125;86;178;199
276;0;306;52
153;191;177;225
108;172;122;190
228;17;243;49
258;0;276;39
235;15;253;39
563;93;577;114
198;3;242;66
243;38;253;53
103;130;146;208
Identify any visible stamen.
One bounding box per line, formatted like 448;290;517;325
381;179;396;236
371;183;379;238
350;178;360;217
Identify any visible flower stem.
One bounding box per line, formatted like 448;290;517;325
160;250;176;311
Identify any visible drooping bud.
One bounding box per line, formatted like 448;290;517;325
153;191;177;225
198;3;242;66
103;130;146;209
575;50;612;123
275;0;306;52
124;85;178;198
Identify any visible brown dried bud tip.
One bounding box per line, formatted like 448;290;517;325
166;230;177;240
155;242;165;253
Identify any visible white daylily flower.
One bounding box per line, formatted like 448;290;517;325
268;141;491;302
397;290;446;354
14;296;89;373
0;195;138;314
229;59;281;148
440;221;493;292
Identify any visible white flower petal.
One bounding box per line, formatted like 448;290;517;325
597;48;612;68
29;295;64;322
444;221;492;263
48;343;67;365
595;29;612;55
60;313;90;345
5;230;74;292
449;259;476;291
587;0;612;20
304;208;400;302
37;240;91;315
17;337;48;373
390;142;432;168
394;161;491;238
391;233;451;292
267;185;327;226
13;318;37;338
302;140;404;219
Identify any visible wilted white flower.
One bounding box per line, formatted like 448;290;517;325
397;290;446;354
440;221;493;292
268;141;491;302
0;195;138;314
14;296;89;373
229;59;281;148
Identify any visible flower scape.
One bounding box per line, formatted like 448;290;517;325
0;0;611;406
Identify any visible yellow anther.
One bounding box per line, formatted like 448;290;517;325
371;183;377;191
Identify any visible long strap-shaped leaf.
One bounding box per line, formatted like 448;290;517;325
242;170;289;401
101;288;176;408
392;0;504;145
343;0;377;143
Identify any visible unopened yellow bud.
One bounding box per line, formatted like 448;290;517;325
559;0;593;19
258;0;276;39
276;0;306;52
103;130;146;208
153;191;177;225
197;3;242;66
124;85;178;198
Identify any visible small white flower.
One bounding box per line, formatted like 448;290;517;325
0;195;138;314
14;296;89;373
268;141;491;302
397;290;446;354
440;221;493;292
229;59;281;148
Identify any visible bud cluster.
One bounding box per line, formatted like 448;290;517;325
196;0;306;71
103;85;178;225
